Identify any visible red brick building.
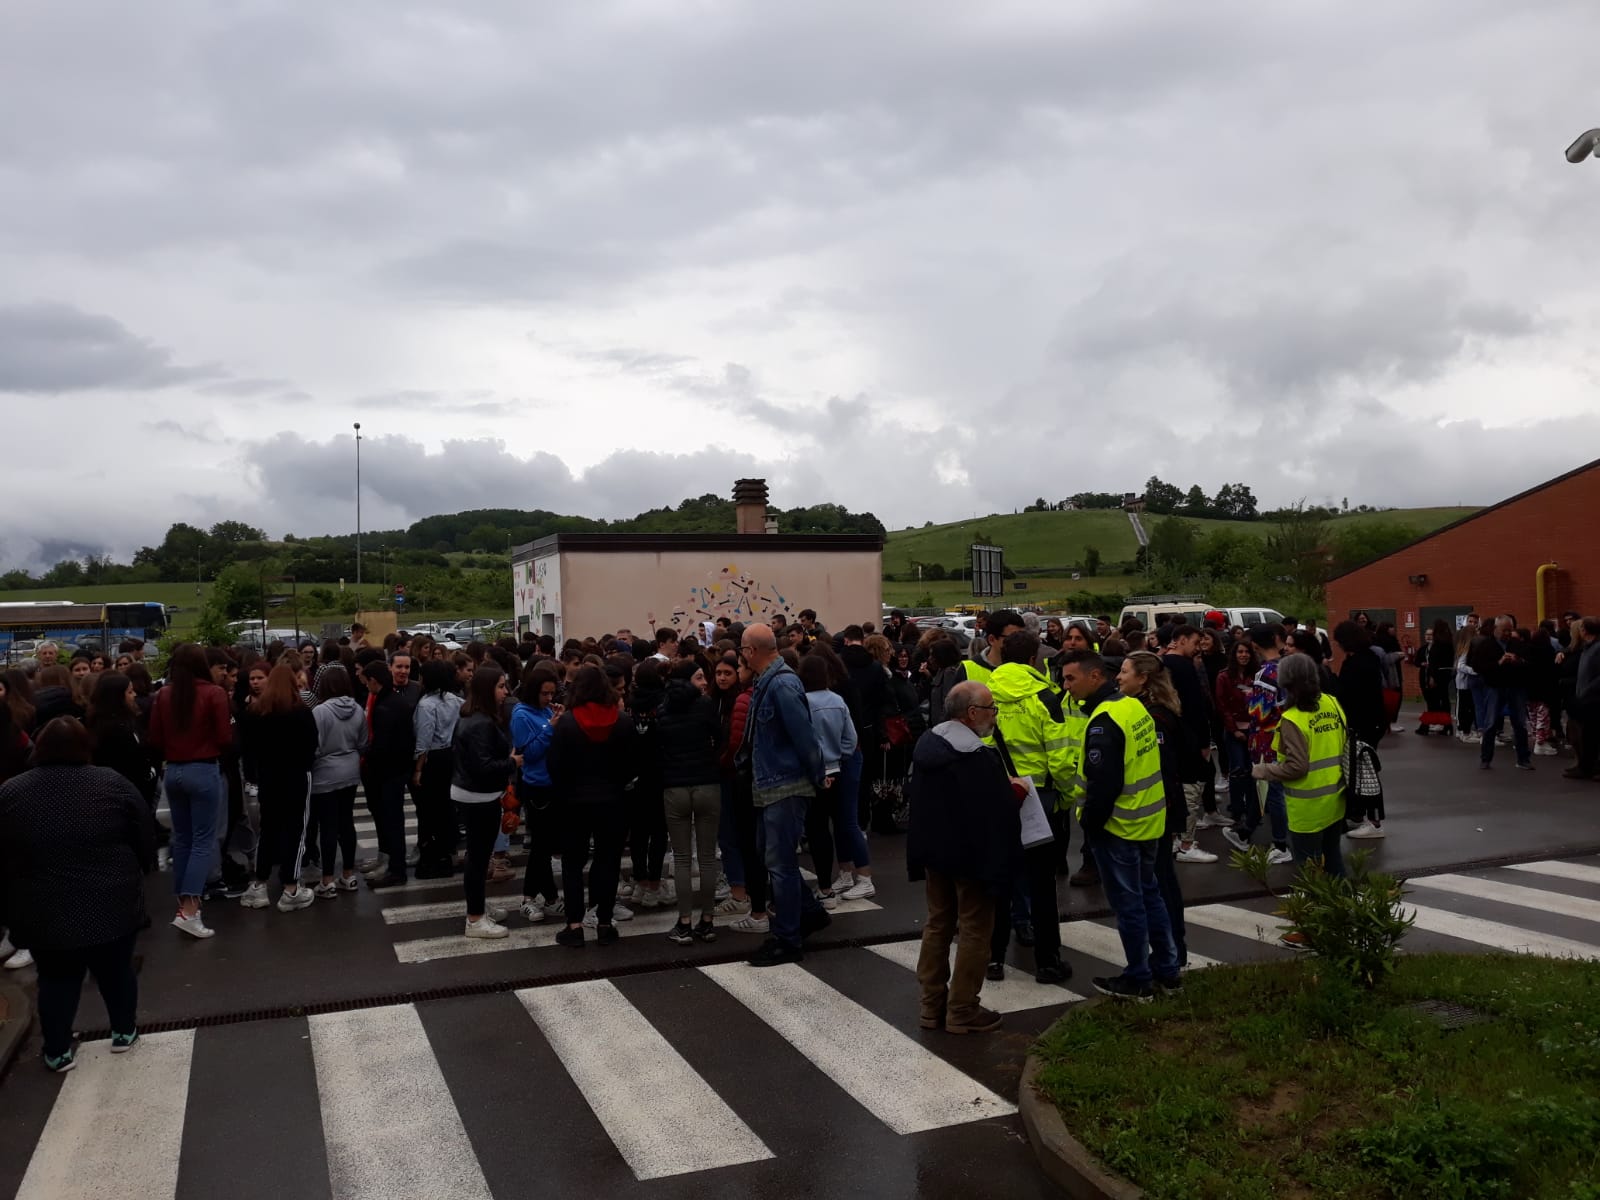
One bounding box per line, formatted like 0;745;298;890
1325;456;1600;638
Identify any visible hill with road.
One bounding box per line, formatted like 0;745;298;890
882;506;1476;577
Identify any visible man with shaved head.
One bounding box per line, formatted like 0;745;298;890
905;679;1023;1035
738;623;828;967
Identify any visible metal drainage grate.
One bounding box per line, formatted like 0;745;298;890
1405;1000;1491;1031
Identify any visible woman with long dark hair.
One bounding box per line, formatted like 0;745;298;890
87;672;156;813
238;665;319;912
710;653;749;913
1417;618;1455;735
625;660;669;913
310;665;367;897
0;675;32;786
31;665;84;733
412;658;463;879
1117;651;1189;969
452;665;520;939
1214;638;1259;833
512;662;564;921
657;658;724;943
148;643;232;938
0;718;156;1069
1330;620;1387;840
549;665;638;947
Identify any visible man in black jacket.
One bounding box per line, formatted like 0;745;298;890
363;661;417;887
1159;624;1217;864
1468;616;1532;770
907;680;1022;1036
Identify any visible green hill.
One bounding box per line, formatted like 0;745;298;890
884;507;1477;576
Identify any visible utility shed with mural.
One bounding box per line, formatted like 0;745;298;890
511;480;884;643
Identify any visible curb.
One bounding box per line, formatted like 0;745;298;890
0;983;32;1079
1019;1037;1143;1200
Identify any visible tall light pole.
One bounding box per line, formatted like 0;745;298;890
354;422;363;588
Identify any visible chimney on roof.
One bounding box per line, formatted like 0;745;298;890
733;478;770;534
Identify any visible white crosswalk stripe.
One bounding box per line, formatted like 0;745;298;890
16;1031;195;1200
1504;859;1600;886
1407;872;1600;924
701;961;1017;1133
866;937;1085;1008
517;980;774;1179
1184;904;1289;946
1058;917;1222;968
1402;903;1600;959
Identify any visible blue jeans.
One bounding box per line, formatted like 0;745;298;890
1289;823;1346;878
1238;774;1288;847
831;750;870;868
1089;833;1179;985
166;761;223;898
757;793;823;950
718;780;744;887
1475;684;1530;765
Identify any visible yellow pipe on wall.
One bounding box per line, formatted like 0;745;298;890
1536;562;1558;623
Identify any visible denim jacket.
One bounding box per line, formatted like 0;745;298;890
745;659;822;791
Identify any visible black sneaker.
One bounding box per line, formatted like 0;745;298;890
555;925;585;948
43;1047;77;1073
596;923;619;946
747;937;804;967
798;908;832;939
666;921;695;945
1154;975;1185;996
365;872;407;890
1092;975;1154;1003
1035;961;1072;985
986;961;1006;981
692;918;717;943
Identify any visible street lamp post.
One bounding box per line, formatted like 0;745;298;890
354;422;362;588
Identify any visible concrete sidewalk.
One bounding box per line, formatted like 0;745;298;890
23;720;1600;1032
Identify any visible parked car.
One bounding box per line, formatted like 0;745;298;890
442;618;498;643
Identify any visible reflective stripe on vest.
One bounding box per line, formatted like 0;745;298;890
1063;695;1089;813
1098;695;1166;841
1275;695;1348;835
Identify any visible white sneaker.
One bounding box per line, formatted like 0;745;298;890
1222;827;1251;852
829;872;855;894
617;880;635;900
1534;743;1559;757
1267;848;1294;866
731;913;770;934
715;896;751;915
276;886;314;912
1196;813;1232;829
3;948;33;970
816;890;839;911
658;879;677;905
486;904;509;923
1346;821;1386;840
542;897;566;918
519;899;547;923
583;904;635;928
1458;732;1481;744
714;875;732;902
0;932;12;960
841;877;877;900
1390;724;1406;734
239;881;270;909
465;915;509;939
172;912;216;939
1175;845;1219;865
634;887;662;909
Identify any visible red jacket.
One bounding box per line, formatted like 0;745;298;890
720;689;752;773
148;682;233;763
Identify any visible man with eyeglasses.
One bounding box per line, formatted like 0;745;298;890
906;680;1022;1035
737;624;829;966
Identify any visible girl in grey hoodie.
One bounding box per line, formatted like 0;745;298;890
310;665;369;897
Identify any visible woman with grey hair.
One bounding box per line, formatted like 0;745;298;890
1253;653;1350;893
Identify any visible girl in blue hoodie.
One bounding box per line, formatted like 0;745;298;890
513;662;564;923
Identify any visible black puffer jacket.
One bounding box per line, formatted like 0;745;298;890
451;711;516;794
906;720;1021;888
841;645;889;743
655;680;720;788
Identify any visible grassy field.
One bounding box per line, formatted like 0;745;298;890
884;506;1477;575
880;574;1140;610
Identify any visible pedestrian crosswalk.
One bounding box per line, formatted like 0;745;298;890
12;856;1600;1198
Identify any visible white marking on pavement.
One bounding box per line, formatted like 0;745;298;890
1504;859;1600;887
1408;873;1600;925
1403;904;1600;959
867;937;1084;1009
308;1005;493;1200
392;899;882;962
1183;904;1291;946
1057;918;1221;968
516;980;773;1179
17;1030;195;1200
700;961;1016;1134
382;879;720;923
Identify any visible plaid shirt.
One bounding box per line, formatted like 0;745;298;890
1247;658;1284;764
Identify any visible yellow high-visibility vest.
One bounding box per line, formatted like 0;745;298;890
1275;695;1348;835
1097;694;1166;841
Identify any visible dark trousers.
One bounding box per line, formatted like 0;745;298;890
1421;683;1450;720
1577;706;1600;776
457;800;502;918
730;774;767;913
34;932;139;1058
807;785;835;890
374;776;409;879
311;785;358;875
416;750;456;870
517;781;560;903
254;775;311;887
991;808;1066;969
1154;835;1187;966
1089;832;1179;986
1289;821;1347;878
563;803;628;924
629;786;668;884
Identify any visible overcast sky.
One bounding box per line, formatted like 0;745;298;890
4;1;1599;569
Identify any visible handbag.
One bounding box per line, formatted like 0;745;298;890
499;783;521;834
883;714;913;748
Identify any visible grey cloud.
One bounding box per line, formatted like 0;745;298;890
0;302;223;392
142;419;223;445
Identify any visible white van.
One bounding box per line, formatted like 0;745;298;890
1218;606;1285;630
1118;600;1213;632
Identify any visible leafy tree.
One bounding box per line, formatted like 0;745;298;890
1069;491;1124;510
1143;476;1184;514
1266;502;1332;592
1213;482;1259;520
39;559;86;587
1329;522;1417;574
1084;545;1102;577
1182;484;1209;513
208;520;265;544
1145;517;1199;572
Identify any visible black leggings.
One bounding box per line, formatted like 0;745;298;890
517;781;560;903
255;775;312;887
458;800;502;918
34;932;138;1059
312;786;358;875
730;775;767;913
564;803;628;925
416;749;456;869
629;786;668;883
1154;834;1187;964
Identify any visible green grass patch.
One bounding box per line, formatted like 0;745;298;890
1030;954;1600;1200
